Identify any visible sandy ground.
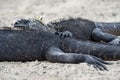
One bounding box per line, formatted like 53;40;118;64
0;0;120;80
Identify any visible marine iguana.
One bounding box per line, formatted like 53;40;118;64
47;18;120;45
13;19;120;61
14;18;120;45
0;28;112;70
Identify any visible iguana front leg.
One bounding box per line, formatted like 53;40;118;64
45;46;110;71
92;28;120;45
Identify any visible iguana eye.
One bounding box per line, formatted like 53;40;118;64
23;20;30;24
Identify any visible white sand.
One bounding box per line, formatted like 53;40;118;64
0;0;120;80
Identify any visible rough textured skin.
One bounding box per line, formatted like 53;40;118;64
48;18;95;41
14;18;120;43
95;22;120;36
0;29;113;70
13;18;120;61
47;18;120;43
14;19;55;32
60;38;120;60
0;30;61;61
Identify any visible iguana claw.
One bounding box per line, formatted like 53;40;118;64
55;31;73;38
84;55;111;71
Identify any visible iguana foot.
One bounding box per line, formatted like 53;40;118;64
108;36;120;45
84;55;110;71
55;31;73;38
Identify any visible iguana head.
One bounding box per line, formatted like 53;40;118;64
14;19;30;30
14;18;51;31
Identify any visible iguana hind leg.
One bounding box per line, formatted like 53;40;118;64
45;46;109;70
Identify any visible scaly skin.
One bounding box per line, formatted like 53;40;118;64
0;30;61;61
13;18;120;61
60;38;120;60
47;18;120;44
47;18;95;41
0;29;111;70
14;18;120;43
95;22;120;35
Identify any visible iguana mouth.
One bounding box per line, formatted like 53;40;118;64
14;24;29;29
0;27;25;30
